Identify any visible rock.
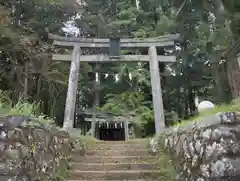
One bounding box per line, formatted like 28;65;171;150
197;101;215;113
159;111;240;180
150;138;157;153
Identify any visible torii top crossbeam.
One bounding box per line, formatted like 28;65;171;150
48;33;180;48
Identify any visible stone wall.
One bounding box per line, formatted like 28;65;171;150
0;115;84;181
159;112;240;181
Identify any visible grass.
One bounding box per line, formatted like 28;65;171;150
154;141;177;181
78;135;97;148
175;103;240;127
0;93;56;125
0;90;41;117
8;100;41;116
145;137;176;181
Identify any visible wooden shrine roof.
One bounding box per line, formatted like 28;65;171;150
85;117;134;123
77;108;134;122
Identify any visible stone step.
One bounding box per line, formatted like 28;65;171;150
84;149;151;156
95;139;150;146
96;139;150;144
70;163;157;171
88;143;149;150
86;147;151;151
87;146;150;152
71;155;157;164
67;180;155;181
67;170;161;180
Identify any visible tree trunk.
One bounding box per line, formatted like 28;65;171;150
176;87;182;120
211;58;225;103
15;65;24;101
184;88;189;119
188;86;195;116
227;56;240;98
36;74;42;100
23;62;29;99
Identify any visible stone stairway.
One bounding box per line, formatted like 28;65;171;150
67;139;161;181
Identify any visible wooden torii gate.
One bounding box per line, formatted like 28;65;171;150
49;33;179;137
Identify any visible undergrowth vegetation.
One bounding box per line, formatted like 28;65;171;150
0;90;97;142
0;90;41;116
148;137;176;181
175;103;240;127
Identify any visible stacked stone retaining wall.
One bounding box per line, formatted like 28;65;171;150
159;112;240;181
0;115;83;181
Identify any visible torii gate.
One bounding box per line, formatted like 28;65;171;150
48;33;179;138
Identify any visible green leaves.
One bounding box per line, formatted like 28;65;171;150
101;91;145;114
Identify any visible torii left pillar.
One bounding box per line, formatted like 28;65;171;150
63;45;81;131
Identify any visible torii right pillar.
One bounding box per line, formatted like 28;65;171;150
149;46;165;135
